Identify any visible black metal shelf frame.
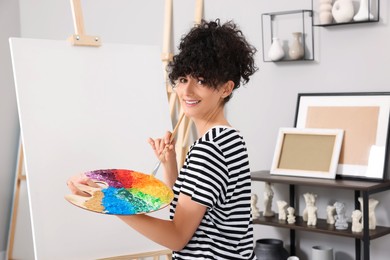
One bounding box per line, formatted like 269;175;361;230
261;9;315;62
251;171;390;260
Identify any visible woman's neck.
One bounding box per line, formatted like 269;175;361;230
193;112;230;137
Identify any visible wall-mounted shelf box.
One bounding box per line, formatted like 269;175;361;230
261;10;314;62
312;0;380;27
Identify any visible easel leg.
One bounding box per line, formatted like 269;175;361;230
7;142;25;260
162;0;204;168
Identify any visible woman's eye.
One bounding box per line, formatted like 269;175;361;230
178;77;187;83
197;79;206;85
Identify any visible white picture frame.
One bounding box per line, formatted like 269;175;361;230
271;127;344;179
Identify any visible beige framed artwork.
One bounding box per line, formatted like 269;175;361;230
295;92;390;180
271;127;344;179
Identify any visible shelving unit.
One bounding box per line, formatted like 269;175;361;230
311;0;380;27
261;10;314;62
251;170;390;260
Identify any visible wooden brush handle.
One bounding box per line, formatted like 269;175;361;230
158;112;185;161
169;112;185;142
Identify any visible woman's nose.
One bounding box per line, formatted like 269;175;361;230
181;78;197;91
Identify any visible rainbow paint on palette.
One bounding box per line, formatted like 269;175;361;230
80;169;173;215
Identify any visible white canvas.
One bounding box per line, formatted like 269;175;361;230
10;38;172;260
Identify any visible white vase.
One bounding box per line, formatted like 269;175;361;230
268;37;285;61
312;246;334;260
289;32;304;60
320;12;333;24
332;0;354;23
319;0;333;24
353;0;374;21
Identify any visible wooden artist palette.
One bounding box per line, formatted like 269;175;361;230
65;169;174;215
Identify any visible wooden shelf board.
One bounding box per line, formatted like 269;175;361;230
251;170;390;192
253;213;390;240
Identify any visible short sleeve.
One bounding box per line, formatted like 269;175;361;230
180;141;229;208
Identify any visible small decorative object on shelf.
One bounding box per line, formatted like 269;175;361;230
263;182;275;217
319;0;334;24
312;246;334;260
254;239;290;260
307;205;318;226
334;201;348;230
326;205;336;225
332;0;354;23
303;192;317;221
277;200;288;221
354;0;374;21
289;32;305;60
251;194;261;219
358;197;379;230
351;209;363;232
287;207;296;224
268;37;285;61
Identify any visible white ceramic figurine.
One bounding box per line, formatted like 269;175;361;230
251;194;260;219
303;193;317;221
263;182;275;217
277;200;288;221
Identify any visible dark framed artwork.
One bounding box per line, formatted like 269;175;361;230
294;92;390;180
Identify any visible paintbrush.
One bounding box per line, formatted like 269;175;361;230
151;112;185;176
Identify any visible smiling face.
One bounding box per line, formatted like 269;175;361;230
173;75;233;133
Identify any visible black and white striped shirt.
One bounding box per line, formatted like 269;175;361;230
170;126;255;260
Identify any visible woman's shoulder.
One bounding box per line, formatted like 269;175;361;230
190;126;245;151
206;125;240;138
199;126;245;148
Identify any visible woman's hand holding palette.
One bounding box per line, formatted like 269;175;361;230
65;169;173;215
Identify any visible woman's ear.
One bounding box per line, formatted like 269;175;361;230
221;80;234;98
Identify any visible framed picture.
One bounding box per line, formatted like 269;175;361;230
295;92;390;180
271;127;344;179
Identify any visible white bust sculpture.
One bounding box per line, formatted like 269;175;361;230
334;201;348;230
351;209;363;233
303;192;317;221
251;194;260;219
263;182;275;217
277;200;288;221
358;197;379;230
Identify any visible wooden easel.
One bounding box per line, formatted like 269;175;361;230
163;0;204;167
7;0;203;258
99;249;172;260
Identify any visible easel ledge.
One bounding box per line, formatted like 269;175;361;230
98;249;172;260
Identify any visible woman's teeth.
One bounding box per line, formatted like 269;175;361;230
185;100;200;104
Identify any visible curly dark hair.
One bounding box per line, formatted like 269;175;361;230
167;19;258;102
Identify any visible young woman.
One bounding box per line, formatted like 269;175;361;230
68;19;258;259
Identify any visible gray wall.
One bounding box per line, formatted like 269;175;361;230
0;0;20;259
1;0;389;259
